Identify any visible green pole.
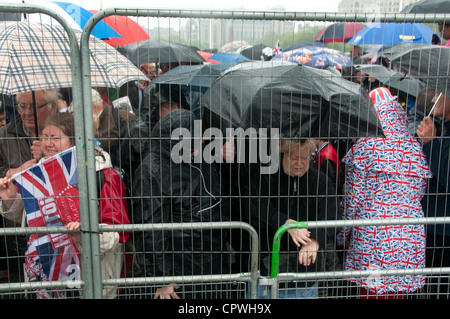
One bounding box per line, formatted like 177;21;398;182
271;221;308;278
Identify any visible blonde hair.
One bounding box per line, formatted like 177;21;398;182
281;139;315;158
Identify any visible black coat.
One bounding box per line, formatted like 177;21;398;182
422;120;450;237
132;110;230;279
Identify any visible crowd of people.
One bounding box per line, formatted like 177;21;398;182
0;23;449;300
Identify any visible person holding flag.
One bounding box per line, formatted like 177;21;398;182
0;112;131;298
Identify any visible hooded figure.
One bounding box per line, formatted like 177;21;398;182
337;87;433;297
132;109;230;299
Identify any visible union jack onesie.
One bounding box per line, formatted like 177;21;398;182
337;87;433;294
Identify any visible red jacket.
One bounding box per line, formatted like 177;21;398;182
315;142;341;185
98;167;131;244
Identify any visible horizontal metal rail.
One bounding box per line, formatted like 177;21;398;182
91;7;449;23
2;217;449;237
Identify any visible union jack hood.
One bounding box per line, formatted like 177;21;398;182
343;87;432;179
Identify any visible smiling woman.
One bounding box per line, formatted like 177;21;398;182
40;113;75;158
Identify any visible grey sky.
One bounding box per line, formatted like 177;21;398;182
76;0;341;12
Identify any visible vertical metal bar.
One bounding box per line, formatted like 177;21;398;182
31;91;39;138
247;221;260;299
78;27;103;298
70;40;94;300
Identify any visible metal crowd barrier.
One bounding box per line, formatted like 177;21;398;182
0;4;449;299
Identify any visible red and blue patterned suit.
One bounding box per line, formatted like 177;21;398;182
337;87;433;294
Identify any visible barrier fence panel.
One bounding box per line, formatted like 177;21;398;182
0;3;94;298
0;3;449;300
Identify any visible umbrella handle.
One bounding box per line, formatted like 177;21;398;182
32;91;40;138
428;92;442;117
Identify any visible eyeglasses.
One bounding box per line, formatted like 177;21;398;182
17;101;49;111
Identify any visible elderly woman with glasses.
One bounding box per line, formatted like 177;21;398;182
0;89;60;180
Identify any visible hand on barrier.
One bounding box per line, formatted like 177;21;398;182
154;284;181;299
298;239;319;266
65;221;82;244
285;219;311;247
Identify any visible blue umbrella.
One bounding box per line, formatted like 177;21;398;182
272;46;352;69
209;52;250;63
348;22;437;46
52;1;121;39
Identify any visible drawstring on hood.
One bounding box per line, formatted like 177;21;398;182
150;109;221;219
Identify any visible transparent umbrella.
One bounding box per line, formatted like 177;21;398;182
0;21;147;95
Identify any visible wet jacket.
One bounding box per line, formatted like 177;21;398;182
133;109;230;279
96;103;137;168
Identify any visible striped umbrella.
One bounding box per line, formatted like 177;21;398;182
0;21;147;95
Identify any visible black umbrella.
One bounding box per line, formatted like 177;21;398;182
0;12;20;21
389;45;450;96
354;64;425;97
116;39;205;65
400;0;450;13
380;43;432;61
153;62;238;93
201;61;384;139
240;44;273;61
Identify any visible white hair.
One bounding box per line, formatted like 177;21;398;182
16;88;61;103
16;88;61;111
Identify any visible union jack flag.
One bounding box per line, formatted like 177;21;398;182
273;40;282;56
13;147;81;298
